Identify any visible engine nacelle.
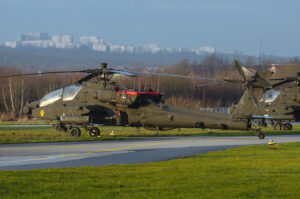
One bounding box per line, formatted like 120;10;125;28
96;89;163;107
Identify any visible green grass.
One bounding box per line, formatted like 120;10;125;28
0;119;53;125
1;142;300;199
1;122;300;144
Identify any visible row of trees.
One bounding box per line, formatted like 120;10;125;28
0;54;299;120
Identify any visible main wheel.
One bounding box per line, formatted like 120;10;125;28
284;123;293;130
89;127;100;137
70;127;81;137
273;124;282;131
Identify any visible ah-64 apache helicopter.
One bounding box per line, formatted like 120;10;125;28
0;61;272;139
219;59;300;131
251;70;300;130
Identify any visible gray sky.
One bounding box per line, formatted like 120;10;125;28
0;0;299;56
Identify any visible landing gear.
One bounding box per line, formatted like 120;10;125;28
56;123;101;137
89;127;100;137
54;122;68;132
258;119;267;127
70;127;81;137
253;128;265;139
284;122;292;130
273;123;282;131
273;121;293;131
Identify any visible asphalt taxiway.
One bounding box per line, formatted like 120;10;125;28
1;135;300;170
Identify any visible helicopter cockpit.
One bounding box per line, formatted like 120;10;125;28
259;89;281;103
62;85;82;101
40;85;82;107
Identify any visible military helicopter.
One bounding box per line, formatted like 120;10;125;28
222;59;299;131
256;72;300;130
0;62;267;139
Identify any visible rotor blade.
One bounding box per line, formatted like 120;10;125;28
248;88;258;107
223;78;244;84
269;77;297;81
234;58;246;81
131;71;223;82
197;82;227;87
0;70;86;79
269;78;285;81
271;63;299;66
271;79;297;88
108;69;139;77
76;74;98;84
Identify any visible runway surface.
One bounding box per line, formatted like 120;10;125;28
1;135;300;170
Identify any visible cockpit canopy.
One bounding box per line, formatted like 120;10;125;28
259;89;281;103
40;85;82;107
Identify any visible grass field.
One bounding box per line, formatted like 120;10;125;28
1;142;300;199
1;120;300;144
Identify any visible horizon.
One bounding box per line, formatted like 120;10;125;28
1;0;300;57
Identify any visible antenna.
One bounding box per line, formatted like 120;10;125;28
258;36;263;71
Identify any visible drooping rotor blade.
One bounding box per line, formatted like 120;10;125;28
108;69;139;77
242;66;256;78
271;63;299;66
197;82;227;87
234;58;246;81
271;79;297;88
223;78;244;84
0;70;86;79
76;73;98;84
131;71;223;82
269;78;285;81
248;88;258;107
269;76;299;88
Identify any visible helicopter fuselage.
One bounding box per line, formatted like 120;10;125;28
27;80;249;132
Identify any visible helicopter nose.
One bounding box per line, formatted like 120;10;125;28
22;105;31;114
22;105;33;120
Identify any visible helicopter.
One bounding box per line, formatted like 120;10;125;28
255;72;300;130
0;62;268;139
219;59;300;131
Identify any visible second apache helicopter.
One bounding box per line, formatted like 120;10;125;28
0;62;270;139
225;59;300;131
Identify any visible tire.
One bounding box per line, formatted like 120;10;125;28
89;127;100;137
273;124;282;131
284;123;293;130
70;127;81;137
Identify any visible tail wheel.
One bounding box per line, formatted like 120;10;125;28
284;123;293;130
89;127;100;137
70;127;81;137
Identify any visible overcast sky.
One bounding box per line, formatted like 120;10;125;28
0;0;299;56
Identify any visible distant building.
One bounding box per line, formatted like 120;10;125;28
110;45;126;53
52;34;74;43
144;43;161;53
4;41;18;48
92;44;107;52
191;46;215;55
17;32;49;41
